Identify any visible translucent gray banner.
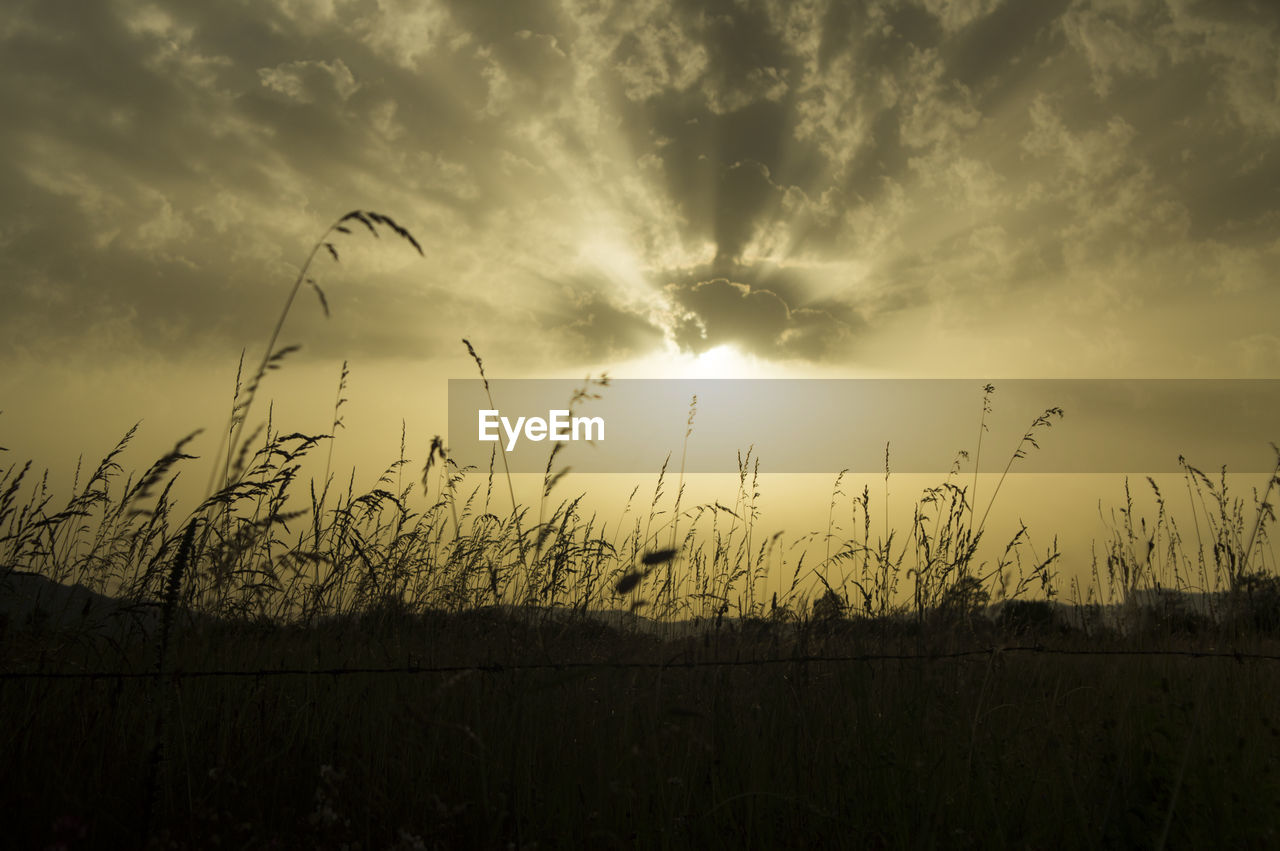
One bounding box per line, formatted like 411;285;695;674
446;379;1280;474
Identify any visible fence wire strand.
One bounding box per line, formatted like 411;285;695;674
4;644;1279;681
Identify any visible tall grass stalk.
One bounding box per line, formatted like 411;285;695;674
206;211;422;500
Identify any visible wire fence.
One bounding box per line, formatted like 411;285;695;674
4;644;1280;682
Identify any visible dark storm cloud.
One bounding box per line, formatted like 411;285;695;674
0;0;497;358
538;286;666;365
665;276;854;360
2;0;1278;371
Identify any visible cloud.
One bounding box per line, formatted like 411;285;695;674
1022;95;1138;180
607;4;708;101
664;276;852;360
258;58;360;104
1060;0;1164;97
1162;0;1280;137
0;0;1277;378
541;288;666;365
919;0;1003;33
353;0;464;70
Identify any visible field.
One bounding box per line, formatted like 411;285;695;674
5;601;1280;848
4;411;1280;849
4;213;1280;848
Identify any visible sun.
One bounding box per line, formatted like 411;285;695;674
611;342;777;379
686;344;756;378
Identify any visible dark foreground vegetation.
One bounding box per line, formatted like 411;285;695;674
5;607;1280;850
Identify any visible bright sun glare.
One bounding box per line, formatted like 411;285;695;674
687;344;753;378
613;342;781;379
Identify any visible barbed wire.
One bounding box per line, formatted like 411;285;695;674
3;644;1279;681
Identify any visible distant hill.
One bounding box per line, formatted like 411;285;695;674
0;570;160;638
0;571;1257;642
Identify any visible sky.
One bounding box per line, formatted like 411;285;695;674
2;0;1279;596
